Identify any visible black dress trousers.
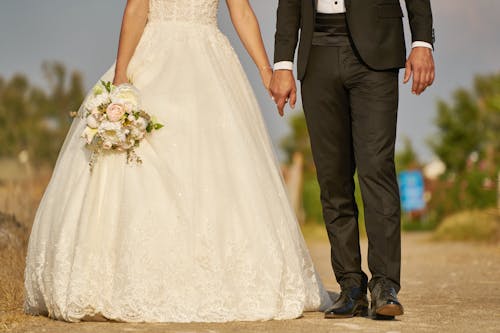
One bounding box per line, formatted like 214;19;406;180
300;14;401;292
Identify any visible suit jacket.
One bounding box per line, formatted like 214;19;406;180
274;0;434;80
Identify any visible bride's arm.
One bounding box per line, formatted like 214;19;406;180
113;0;149;85
226;0;272;91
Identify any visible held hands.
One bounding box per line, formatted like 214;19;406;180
269;70;297;117
404;47;435;95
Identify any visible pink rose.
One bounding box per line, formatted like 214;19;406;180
106;103;125;122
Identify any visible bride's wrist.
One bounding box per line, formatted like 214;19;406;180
258;64;272;73
259;65;272;81
113;71;129;85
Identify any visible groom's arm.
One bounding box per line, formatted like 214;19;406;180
403;0;435;95
405;0;434;46
270;0;301;116
274;0;301;65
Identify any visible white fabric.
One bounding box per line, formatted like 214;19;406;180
411;41;433;50
274;61;294;71
24;0;332;323
317;0;346;14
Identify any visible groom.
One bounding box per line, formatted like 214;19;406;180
270;0;435;319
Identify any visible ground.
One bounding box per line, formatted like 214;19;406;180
4;232;500;333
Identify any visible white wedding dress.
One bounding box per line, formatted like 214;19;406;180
24;0;332;323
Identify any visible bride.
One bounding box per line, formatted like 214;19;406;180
24;0;332;323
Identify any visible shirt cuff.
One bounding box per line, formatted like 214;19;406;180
274;61;294;71
412;41;433;50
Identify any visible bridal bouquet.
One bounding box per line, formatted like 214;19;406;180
79;81;163;171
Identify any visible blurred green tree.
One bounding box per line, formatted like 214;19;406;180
426;73;499;223
280;112;314;175
395;136;420;172
0;62;85;166
430;73;500;173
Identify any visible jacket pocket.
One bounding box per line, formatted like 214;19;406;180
377;4;404;18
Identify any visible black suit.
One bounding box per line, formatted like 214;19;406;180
275;0;434;80
274;0;434;292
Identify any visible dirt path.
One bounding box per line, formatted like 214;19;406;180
8;233;500;333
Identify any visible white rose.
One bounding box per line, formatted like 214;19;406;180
86;114;100;129
99;120;121;132
99;120;129;147
110;84;141;111
85;93;109;112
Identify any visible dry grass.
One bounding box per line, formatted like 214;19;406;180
0;246;30;331
0;214;30;332
0;169;52;331
0;169;52;227
0;235;26;309
433;208;500;243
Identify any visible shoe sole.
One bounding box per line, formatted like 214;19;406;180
374;303;404;319
325;306;368;319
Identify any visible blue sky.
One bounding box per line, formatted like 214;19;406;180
1;0;499;162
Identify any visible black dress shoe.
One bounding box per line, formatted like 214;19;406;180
370;283;404;319
324;287;369;319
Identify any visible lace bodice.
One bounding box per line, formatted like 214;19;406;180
149;0;220;25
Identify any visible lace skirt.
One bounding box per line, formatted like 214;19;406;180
24;20;332;323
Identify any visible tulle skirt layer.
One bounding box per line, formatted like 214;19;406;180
24;21;332;322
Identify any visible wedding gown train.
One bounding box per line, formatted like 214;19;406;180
24;0;332;322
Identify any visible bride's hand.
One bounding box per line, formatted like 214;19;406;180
260;67;273;95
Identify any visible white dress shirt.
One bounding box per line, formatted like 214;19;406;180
317;0;347;14
274;0;433;71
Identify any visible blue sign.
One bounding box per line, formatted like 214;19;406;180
398;170;425;212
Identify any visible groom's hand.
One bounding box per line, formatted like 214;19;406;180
270;70;297;117
404;47;435;95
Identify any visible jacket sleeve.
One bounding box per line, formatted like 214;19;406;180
274;0;302;63
404;0;434;46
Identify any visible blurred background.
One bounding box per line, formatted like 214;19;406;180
0;0;499;328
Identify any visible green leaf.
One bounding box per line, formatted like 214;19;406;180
153;123;164;130
100;80;112;93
